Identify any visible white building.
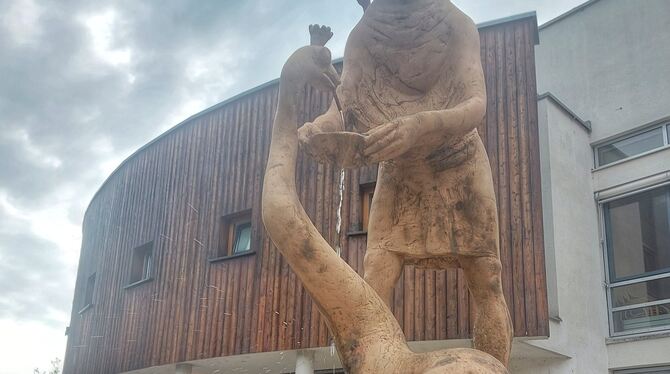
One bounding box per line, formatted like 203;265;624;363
523;0;670;372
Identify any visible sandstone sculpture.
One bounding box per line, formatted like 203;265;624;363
299;0;513;367
261;15;509;373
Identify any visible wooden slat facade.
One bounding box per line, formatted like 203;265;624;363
64;15;547;374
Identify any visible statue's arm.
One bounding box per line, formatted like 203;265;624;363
415;25;486;138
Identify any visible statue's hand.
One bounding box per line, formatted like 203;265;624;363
298;123;318;154
363;115;425;163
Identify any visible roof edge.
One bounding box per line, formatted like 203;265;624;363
538;92;592;133
477;11;539;45
539;0;602;31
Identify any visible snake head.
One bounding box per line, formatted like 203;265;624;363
280;25;341;93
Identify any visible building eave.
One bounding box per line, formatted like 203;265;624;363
539;0;603;31
538;92;592;133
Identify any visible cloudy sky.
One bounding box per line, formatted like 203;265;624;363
0;0;587;372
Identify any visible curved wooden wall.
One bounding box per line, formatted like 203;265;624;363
64;15;546;374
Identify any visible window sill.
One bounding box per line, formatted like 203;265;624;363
123;277;153;290
209;250;256;263
78;304;93;314
347;230;368;237
606;329;670;345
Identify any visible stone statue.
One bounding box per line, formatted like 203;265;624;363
262;23;508;373
298;0;513;367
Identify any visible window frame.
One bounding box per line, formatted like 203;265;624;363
79;272;96;314
593;121;670;168
614;366;670;374
601;182;670;337
210;209;255;262
125;241;154;289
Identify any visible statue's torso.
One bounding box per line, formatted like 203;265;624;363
339;1;497;258
339;0;466;133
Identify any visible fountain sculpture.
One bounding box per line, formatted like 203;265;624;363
262;1;512;372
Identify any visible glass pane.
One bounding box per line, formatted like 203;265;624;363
611;277;670;308
233;223;252;253
142;251;152;279
615;366;670;373
612;302;670;333
597;127;664;166
605;186;670;281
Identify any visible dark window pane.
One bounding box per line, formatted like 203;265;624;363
233;223;251;254
143;251;153;279
615;366;670;373
612;302;670;333
611;277;670;308
84;273;96;307
129;242;153;284
605;186;670;281
598;127;664;166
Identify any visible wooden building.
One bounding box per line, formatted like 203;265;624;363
64;12;547;374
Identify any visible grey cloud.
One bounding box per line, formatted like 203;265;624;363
0;0;362;327
0;208;73;327
0;0;588;330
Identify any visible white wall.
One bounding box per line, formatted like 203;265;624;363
512;97;610;374
535;0;670;372
536;0;670;143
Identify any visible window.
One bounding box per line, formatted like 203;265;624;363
215;209;253;259
603;185;670;335
614;367;670;374
595;122;669;167
128;242;153;286
361;183;375;232
80;273;95;313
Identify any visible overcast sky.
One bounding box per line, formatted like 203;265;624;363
0;0;587;372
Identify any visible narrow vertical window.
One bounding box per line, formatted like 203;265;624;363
80;273;96;313
127;242;154;287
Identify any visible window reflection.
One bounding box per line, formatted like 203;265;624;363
597;127;665;166
605;186;670;281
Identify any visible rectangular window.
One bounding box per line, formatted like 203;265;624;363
216;209;253;259
128;242;153;286
595;123;669;167
614;367;670;374
361;183;375;232
80;273;95;313
604;185;670;335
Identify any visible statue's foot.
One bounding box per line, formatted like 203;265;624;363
309;24;333;47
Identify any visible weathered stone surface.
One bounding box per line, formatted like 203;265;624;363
262;2;513;372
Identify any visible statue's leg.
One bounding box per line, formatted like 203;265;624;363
363;243;403;307
459;255;513;367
